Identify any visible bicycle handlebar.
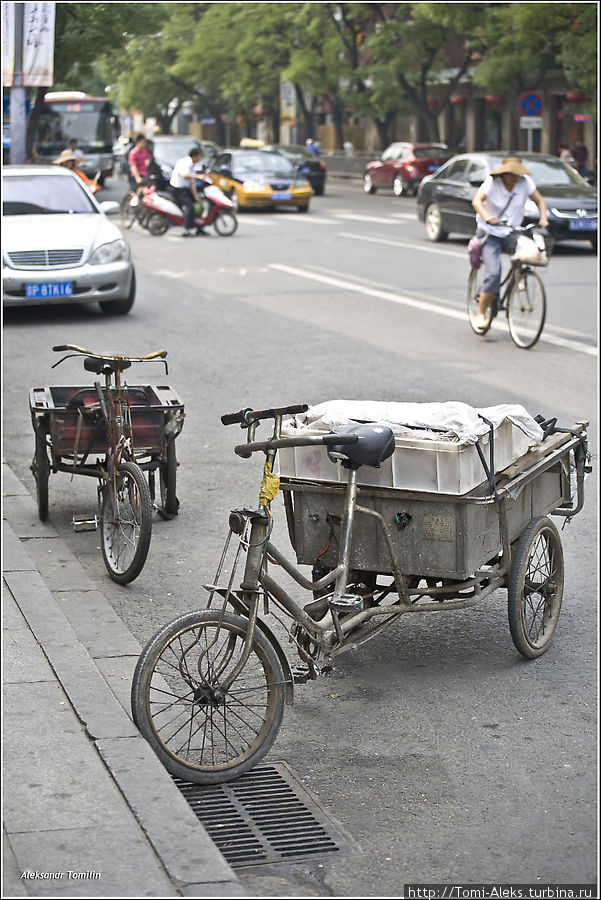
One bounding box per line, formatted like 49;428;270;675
221;404;309;427
234;432;359;459
52;345;168;360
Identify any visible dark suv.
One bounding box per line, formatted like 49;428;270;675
417;151;597;248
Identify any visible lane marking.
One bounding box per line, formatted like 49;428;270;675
339;230;466;258
268;263;597;357
334;213;406;224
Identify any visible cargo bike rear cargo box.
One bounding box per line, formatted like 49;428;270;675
280;425;586;583
29;383;184;465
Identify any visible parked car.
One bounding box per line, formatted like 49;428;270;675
148;135;220;181
207;149;312;211
261;144;327;195
3;165;136;314
417;151;598;249
364;142;451;197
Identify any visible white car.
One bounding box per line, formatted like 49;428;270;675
3;165;136;314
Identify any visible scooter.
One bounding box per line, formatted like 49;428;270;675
141;176;238;237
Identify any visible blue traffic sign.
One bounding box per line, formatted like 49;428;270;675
519;93;543;116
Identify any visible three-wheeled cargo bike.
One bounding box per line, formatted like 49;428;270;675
131;403;590;784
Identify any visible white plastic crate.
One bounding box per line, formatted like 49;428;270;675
278;420;534;495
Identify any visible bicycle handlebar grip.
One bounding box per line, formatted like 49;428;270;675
221;408;253;426
322;433;359;446
52;345;69;352
143;349;168;359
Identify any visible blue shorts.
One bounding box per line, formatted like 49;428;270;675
478;230;517;294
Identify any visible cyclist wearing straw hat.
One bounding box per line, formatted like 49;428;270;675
471;156;548;333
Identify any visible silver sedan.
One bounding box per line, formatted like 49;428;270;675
3;165;136;314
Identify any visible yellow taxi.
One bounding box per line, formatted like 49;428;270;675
207;149;312;211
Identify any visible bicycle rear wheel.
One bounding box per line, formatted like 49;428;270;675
466;267;492;334
131;609;286;784
507;269;546;349
120;192;137;229
100;461;152;584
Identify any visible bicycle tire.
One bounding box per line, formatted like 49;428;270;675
100;460;152;584
466;267;492;335
131;609;286;784
507;269;546;349
120;192;138;230
32;425;50;521
508;516;564;658
159;440;179;516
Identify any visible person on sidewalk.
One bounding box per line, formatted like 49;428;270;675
471;156;548;332
169;147;204;236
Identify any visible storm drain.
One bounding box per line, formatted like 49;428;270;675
175;763;348;867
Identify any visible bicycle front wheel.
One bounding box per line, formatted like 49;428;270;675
131;610;286;784
466;267;490;334
507;269;546;349
120;192;137;229
100;461;152;584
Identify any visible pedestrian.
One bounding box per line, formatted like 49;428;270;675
470;156;548;332
52;149;100;194
305;138;320;156
127;134;152;203
66;138;83;160
570;140;589;176
169;147;204;236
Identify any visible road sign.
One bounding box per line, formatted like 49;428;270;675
519;92;543;116
520;116;542;129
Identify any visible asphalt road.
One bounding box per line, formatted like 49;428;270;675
3;175;598;897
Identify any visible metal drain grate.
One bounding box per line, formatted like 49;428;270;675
175;763;348;867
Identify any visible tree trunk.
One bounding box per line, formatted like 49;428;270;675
26;87;47;160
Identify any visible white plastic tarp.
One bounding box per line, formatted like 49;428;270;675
292;400;544;446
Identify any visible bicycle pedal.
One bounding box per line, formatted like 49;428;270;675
291;664;311;684
72;514;98;532
329;593;364;613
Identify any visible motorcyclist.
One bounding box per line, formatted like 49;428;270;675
169;147;204;236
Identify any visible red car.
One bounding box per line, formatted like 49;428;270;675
364;142;450;197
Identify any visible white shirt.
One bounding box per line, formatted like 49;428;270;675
169;156;196;190
476;174;536;237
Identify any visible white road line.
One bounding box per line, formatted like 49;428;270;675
334;213;406;224
339;230;466;258
269;263;597;357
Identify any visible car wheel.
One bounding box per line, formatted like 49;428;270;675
297;204;309;213
425;203;448;242
363;173;376;194
392;175;406;197
100;269;136;315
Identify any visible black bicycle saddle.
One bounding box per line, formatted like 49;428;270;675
84;356;132;375
327;423;395;469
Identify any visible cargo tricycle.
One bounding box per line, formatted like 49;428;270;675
131;402;589;783
29;345;185;583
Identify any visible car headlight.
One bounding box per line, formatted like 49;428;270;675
242;180;267;191
523;198;540;217
89;239;129;266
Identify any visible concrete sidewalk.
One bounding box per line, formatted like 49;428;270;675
2;462;247;898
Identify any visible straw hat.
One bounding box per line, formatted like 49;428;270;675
53;149;81;165
489;156;531;177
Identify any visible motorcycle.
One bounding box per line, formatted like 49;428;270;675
141;175;238;237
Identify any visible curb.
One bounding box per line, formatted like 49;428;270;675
2;461;248;898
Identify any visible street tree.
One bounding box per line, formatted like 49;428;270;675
26;2;163;156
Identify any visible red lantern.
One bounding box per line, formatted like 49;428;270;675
485;93;504;107
426;96;438;110
450;95;467;107
565;91;585;104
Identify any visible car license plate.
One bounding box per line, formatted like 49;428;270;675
569;217;597;231
26;281;73;299
271;192;292;201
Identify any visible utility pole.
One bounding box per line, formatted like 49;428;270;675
10;2;27;164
